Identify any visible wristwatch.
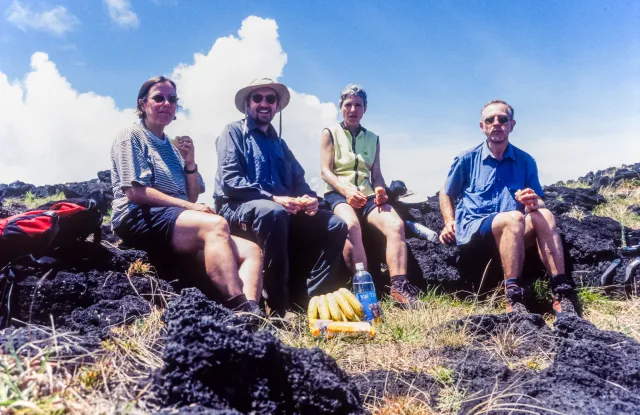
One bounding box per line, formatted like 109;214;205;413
184;164;198;174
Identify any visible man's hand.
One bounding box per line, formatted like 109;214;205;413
345;187;367;208
175;136;196;166
515;188;544;212
189;203;216;214
374;186;388;206
273;195;303;215
439;220;456;245
297;195;319;216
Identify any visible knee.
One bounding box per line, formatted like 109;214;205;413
255;201;289;223
502;211;525;233
530;208;557;229
345;218;362;237
201;215;231;238
331;216;349;239
246;241;264;263
384;216;405;240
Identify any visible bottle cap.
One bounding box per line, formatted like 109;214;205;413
355;263;365;271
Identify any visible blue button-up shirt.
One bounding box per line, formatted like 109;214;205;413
213;117;316;204
444;141;544;245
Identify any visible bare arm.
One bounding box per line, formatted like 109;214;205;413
184;168;200;203
439;185;457;245
320;128;347;195
124;185;213;213
320;128;366;208
370;139;385;189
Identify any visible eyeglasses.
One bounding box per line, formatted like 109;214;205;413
484;115;510;125
252;93;277;105
149;95;179;104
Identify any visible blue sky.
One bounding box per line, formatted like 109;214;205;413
1;0;639;197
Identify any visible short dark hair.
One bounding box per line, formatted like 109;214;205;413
136;76;177;119
481;100;514;119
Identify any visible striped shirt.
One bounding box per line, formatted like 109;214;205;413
110;120;205;229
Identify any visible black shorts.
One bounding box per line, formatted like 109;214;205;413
114;206;185;254
463;213;499;258
324;191;378;217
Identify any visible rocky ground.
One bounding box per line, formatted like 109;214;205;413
1;164;639;414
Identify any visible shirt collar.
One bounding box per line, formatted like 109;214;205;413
340;121;366;137
245;116;278;137
482;140;516;161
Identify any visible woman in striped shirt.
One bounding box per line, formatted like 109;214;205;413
110;76;263;315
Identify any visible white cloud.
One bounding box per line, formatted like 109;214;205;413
1;15;638;204
5;1;79;36
104;0;138;28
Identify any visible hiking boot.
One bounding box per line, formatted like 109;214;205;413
232;299;265;317
550;274;580;318
390;276;420;308
505;283;528;314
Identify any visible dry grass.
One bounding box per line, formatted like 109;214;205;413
579;287;640;341
561;180;591;189
593;180;640;230
565;205;586;221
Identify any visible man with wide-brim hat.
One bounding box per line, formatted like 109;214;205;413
214;78;348;318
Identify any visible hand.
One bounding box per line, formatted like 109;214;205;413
272;195;304;215
344;187;367;208
297;195;319;216
515;188;542;212
439;220;456;245
189;203;216;214
374;186;388;206
175;136;196;166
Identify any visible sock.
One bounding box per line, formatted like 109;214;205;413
504;277;521;288
390;275;408;286
223;294;248;310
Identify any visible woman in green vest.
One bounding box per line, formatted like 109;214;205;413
320;84;419;307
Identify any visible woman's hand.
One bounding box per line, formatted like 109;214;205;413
345;187;367;208
175;136;196;167
374;186;388;206
189;203;216;214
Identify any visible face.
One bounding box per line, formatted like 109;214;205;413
340;96;366;127
247;87;278;126
140;82;178;128
480;103;516;144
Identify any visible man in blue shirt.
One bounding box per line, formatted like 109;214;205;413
214;78;348;318
439;100;579;317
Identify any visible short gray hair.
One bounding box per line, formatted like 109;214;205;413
339;84;367;109
481;100;514;119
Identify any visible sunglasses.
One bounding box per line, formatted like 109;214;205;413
252;93;277;105
149;95;179;104
484;115;510;125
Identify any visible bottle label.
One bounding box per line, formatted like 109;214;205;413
356;291;383;322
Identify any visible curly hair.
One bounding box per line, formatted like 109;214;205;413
339;84;368;109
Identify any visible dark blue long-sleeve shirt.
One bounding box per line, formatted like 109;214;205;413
213;117;316;204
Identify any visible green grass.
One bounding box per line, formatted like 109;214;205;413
561;180;591;189
593;181;640;230
3;190;66;210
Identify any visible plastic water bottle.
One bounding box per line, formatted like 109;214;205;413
352;263;382;323
406;220;439;242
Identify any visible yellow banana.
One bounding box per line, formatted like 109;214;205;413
338;288;365;318
325;293;343;321
333;290;357;321
317;295;331;320
308;296;319;320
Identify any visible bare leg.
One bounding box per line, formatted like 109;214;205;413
231;235;263;301
524;208;565;275
171;210;246;300
333;203;367;272
491;211;526;279
366;204;407;277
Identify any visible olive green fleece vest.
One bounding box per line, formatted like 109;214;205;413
324;123;378;197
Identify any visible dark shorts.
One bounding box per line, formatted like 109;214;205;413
324;191;377;218
114;206;185;254
464;213;499;258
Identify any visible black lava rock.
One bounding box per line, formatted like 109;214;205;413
154;288;366;415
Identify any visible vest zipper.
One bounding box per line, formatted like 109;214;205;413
351;131;359;188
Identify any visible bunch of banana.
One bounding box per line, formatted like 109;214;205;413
308;288;365;322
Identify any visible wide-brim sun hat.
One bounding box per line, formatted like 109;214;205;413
235;78;291;113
